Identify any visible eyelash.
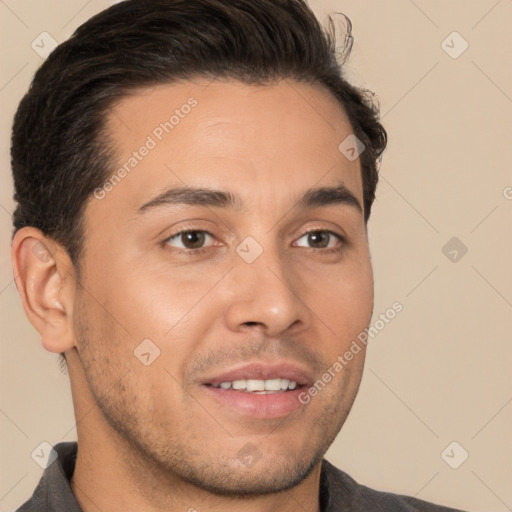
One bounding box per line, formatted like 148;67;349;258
162;228;346;255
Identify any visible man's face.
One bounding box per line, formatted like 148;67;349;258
73;79;373;494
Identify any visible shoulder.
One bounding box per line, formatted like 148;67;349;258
16;442;81;512
320;459;467;512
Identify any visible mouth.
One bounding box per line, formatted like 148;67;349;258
199;363;312;419
209;377;300;393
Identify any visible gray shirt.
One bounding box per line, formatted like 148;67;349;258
16;442;466;511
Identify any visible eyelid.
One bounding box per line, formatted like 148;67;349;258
293;229;345;248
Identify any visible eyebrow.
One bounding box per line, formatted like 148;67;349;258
295;183;362;213
139;187;242;212
138;182;363;214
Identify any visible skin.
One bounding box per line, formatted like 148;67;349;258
12;79;374;512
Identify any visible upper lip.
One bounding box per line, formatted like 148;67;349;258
201;362;314;387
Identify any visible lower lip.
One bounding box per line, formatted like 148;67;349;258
202;385;307;419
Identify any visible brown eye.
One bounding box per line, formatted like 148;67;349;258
295;230;343;250
181;231;206;248
307;231;330;248
165;230;214;250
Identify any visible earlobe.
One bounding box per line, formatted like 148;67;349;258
11;227;77;353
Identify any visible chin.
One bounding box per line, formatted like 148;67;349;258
174;450;322;497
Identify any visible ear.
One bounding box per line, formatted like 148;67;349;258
11;227;77;353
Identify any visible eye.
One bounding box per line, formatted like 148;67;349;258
165;230;216;250
294;230;344;250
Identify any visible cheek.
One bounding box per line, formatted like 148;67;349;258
303;256;373;339
72;291;133;415
88;251;224;338
127;269;228;339
89;263;231;382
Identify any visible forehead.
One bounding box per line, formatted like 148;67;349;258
95;79;363;216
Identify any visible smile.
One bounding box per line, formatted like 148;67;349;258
211;378;299;392
200;363;312;418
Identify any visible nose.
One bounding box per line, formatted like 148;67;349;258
223;244;311;337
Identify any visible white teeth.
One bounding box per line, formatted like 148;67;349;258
215;378;298;392
246;379;265;391
232;379;246;390
264;378;282;391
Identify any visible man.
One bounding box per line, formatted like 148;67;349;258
10;0;466;510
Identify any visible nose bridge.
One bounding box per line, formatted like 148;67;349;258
239;237;295;303
224;235;307;334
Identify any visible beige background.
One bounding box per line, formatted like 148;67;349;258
1;0;511;510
